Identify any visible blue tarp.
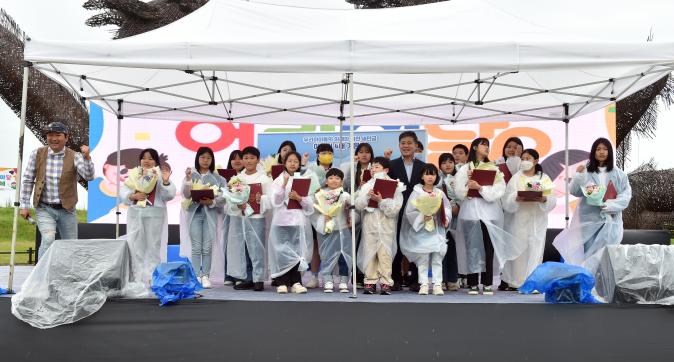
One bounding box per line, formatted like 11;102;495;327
520;262;601;304
151;261;202;306
0;287;7;295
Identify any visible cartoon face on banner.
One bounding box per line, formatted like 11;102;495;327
89;103;614;228
0;168;17;190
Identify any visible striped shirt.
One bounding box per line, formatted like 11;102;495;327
20;147;95;209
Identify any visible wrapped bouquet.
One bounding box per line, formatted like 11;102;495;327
313;188;344;233
124;166;160;207
261;155;279;175
520;177;553;195
582;182;606;206
225;176;253;216
181;179;221;210
411;191;443;232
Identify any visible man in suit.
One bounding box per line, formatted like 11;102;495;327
387;131;426;291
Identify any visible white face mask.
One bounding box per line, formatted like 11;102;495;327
520;160;534;171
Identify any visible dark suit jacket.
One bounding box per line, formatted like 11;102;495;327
388;157;425;207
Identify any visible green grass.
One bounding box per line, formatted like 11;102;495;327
0;207;87;265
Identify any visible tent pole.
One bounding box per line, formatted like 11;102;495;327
115;99;123;238
563;103;570;228
347;73;357;299
8;63;31;293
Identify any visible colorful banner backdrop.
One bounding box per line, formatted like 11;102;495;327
88;103;615;228
0;168;17;190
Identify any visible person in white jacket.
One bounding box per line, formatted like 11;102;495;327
454;138;525;295
553;138;632;267
354;157;405;295
311;168;353;293
179;147;227;289
401;164;452;296
501;149;557;290
120;148;176;290
226;146;272;292
267;151;319;294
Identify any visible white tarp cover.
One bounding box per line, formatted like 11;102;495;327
23;0;674;124
11;239;145;329
593;245;674;305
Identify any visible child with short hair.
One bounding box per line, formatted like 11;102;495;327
354;157;405;295
401;164;452;295
226;146;271;292
311;168;353;293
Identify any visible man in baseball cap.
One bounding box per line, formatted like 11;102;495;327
19;121;95;259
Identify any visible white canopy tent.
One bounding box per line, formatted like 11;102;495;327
8;0;674;294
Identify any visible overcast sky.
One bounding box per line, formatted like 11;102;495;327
0;0;672;207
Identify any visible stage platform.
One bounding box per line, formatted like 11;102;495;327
2;266;674;362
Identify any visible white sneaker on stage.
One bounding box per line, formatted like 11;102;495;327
338;282;349;293
291;283;308;294
201;275;212;289
432;284;444;296
323;281;334;293
277;285;288;294
418;283;429;295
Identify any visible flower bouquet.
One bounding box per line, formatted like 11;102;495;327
313;188;344;233
124;166;159;207
261;155;278;175
411;191;443;232
181;179;221;210
225;176;253;216
582;182;606;207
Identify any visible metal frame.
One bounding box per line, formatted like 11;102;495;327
8;59;674;293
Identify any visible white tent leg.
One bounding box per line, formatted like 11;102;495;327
8;64;31;293
115;100;123;238
347;73;357;299
564;104;570;228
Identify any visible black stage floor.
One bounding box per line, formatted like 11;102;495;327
1;297;673;362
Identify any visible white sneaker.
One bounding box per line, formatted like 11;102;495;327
418;283;429;295
291;282;308;294
433;284;444;296
305;275;319;289
223;280;234;286
201;275;212;289
277;285;288;294
323;281;334;293
338;282;349;293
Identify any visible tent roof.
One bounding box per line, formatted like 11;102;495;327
23;0;674;124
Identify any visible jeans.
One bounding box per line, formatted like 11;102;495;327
189;207;212;276
36;204;78;259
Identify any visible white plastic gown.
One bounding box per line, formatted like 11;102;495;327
267;171;318;278
120;180;176;289
454;163;526;274
306;162;329;186
553;167;632;266
225;171;272;282
501;171;557;287
495;156;521;177
178;170;227;281
401;184;452;263
443;172;469;275
310;189;353;281
354;177;405;273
